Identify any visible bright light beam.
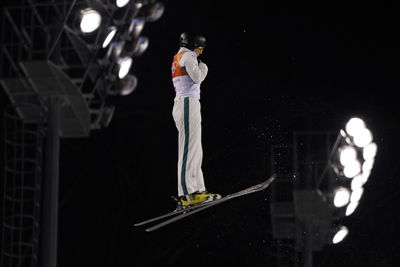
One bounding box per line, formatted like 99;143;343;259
353;128;373;148
345;201;359;216
363;142;377;160
339;146;357;166
333;187;351;207
116;0;130;8
333;226;349;244
350;187;364;203
343;160;361;178
345;117;366;137
102;26;117;48
80;9;102;34
118;56;133;79
120;75;138;95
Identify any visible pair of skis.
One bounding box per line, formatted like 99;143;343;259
134;174;276;232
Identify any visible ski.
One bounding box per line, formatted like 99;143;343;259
133;199;214;227
134;174;276;232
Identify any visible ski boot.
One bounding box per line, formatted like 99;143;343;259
173;191;221;210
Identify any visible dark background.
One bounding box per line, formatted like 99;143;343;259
1;0;400;266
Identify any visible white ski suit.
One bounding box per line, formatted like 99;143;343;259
171;47;208;196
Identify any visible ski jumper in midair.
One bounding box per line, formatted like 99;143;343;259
171;32;220;207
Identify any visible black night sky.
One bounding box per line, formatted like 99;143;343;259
1;0;400;266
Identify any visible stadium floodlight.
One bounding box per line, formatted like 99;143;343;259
353;128;373;148
102;26;117;48
126;36;149;57
113;74;138;96
360;170;371;185
345;117;366;137
128;17;145;39
135;36;149;56
343;159;361;178
144;2;165;22
117;56;133;79
333;118;377;180
363;142;377;160
350;187;364;203
345;201;359;216
339;146;357;167
120;75;138;95
351;174;364;190
106;41;125;60
80;8;102;34
102;42;133;80
95;105;115;128
143;2;164;22
332;226;349;244
124;1;144;21
362;158;374;173
359;159;374;185
116;0;130;8
333;187;351;208
107;74;138;96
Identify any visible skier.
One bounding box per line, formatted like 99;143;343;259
171;32;221;209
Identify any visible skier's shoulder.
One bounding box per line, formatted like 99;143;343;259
178;47;194;55
178;47;196;64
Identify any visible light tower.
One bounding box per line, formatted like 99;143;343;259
270;118;377;267
0;1;164;266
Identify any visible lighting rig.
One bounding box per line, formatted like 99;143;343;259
62;0;165;129
270;117;377;267
0;1;164;267
323;117;377;242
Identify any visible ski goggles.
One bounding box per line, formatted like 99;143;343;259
197;46;204;52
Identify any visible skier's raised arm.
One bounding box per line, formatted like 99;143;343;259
180;51;208;84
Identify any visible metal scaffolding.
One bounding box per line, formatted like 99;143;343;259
1;1;164;266
1;104;44;267
1;2;88;265
270;131;339;267
270;143;297;267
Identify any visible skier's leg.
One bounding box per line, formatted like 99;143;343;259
174;97;215;202
190;98;206;192
182;97;206;194
173;96;188;197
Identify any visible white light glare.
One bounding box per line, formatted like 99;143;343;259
145;2;165;22
345;201;359;216
138;36;149;54
129;17;145;38
345;117;366;137
118;57;133;79
80;9;102;33
102;27;117;48
363;142;377;160
116;0;130;8
131;36;149;57
351;175;364;190
120;75;138;96
353;128;373;148
333;226;349;244
343;160;361;178
350;187;364;203
362;159;374;173
339;146;357;167
361;169;371;184
108;41;125;59
333;187;351;208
